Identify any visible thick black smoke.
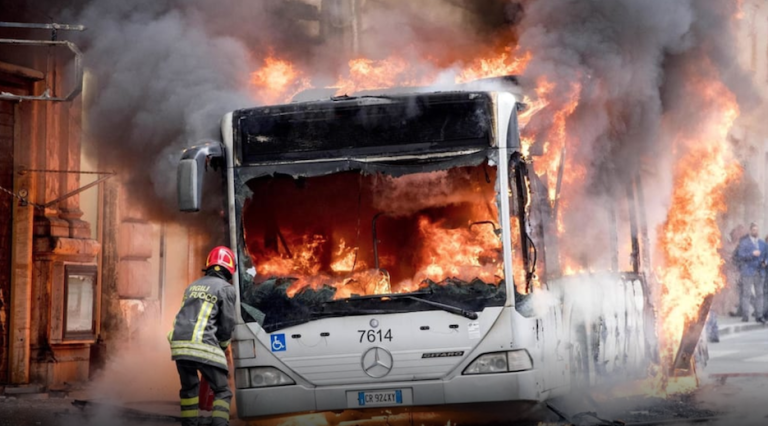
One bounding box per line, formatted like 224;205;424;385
18;0;341;223
514;0;756;270
519;0;753;190
70;1;253;222
7;0;756;245
34;0;515;225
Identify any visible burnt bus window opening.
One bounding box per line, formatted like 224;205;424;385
238;164;507;331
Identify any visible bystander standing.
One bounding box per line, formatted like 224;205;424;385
706;225;744;343
708;224;747;342
725;224;746;318
763;233;768;320
735;223;768;323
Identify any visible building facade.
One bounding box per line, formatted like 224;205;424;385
0;24;101;387
0;23;204;389
731;0;768;234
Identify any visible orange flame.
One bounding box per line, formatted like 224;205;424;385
521;78;584;277
245;168;503;300
456;50;531;83
249;46;532;105
534;79;582;204
330;239;360;273
259;234;327;278
415;216;503;285
253;215;502;299
250;54;312;105
254;209;502;299
657;79;740;378
334;56;433;95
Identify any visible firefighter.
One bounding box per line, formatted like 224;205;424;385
168;246;238;426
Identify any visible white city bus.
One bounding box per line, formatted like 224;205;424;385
177;83;654;421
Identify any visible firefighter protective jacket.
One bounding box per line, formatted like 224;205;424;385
168;275;237;370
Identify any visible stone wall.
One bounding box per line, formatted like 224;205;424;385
0;43;100;386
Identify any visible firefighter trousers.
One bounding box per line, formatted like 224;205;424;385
176;360;232;426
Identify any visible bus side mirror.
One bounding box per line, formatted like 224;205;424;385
178;158;201;212
177;142;224;212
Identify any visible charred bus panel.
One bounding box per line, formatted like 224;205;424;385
235;92;498;164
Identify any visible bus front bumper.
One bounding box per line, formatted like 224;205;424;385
235;370;540;419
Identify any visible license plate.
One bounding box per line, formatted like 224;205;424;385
356;390;403;406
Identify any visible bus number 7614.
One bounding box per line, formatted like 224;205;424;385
358;329;393;343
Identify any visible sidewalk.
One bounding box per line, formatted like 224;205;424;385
716;314;768;337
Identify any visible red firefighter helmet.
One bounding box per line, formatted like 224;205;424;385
205;246;236;276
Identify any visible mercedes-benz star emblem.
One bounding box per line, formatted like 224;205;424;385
369;319;379;328
361;347;393;378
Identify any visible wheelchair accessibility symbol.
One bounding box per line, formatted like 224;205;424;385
271;334;286;352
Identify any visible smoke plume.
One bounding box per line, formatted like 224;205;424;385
16;0;754;248
68;0;253;221
57;0;519;223
513;0;757;270
372;169;494;217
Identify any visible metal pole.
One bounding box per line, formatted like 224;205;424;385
0;22;85;31
635;175;652;276
372;213;385;270
350;0;359;55
626;183;640;274
608;202;619;272
552;145;566;215
42;174;111;208
159;224;167;317
671;294;714;375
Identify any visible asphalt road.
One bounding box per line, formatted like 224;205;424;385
692;327;768;426
704;326;768;374
0;397;180;426
3;329;768;426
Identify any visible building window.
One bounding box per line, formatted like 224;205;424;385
64;265;97;340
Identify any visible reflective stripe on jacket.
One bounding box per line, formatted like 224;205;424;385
168;275;237;370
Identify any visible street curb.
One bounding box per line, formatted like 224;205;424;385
717;322;767;337
1;384;84;400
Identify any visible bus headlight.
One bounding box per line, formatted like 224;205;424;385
235;367;295;389
463;350;533;375
506;349;534;371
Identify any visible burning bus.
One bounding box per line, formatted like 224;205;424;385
177;80;660;420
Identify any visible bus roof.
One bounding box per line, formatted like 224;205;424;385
233;91;498;166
